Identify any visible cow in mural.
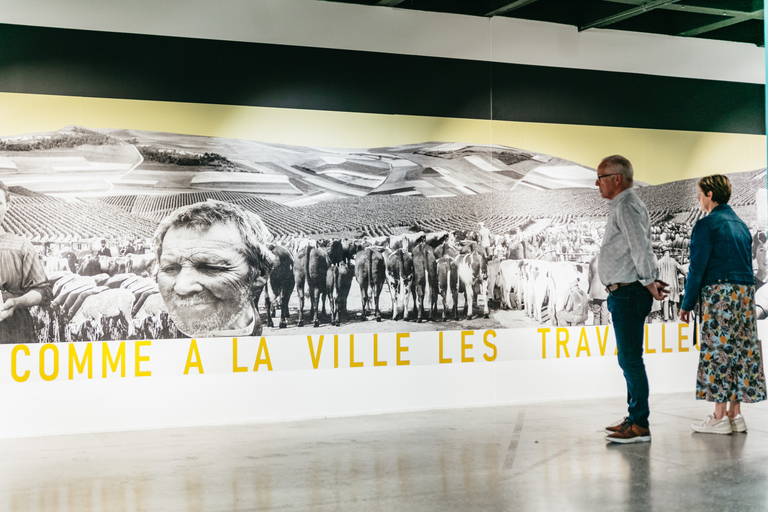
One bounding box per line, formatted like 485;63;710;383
496;259;523;310
546;261;590;326
389;231;426;252
411;241;438;322
255;244;295;329
456;250;489;319
521;259;551;323
355;247;386;321
327;260;354;326
487;257;522;310
126;252;157;277
294;240;330;327
386;248;414;321
77;255;102;276
436;254;459;321
434;239;459;260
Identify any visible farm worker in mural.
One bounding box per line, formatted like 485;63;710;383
0;181;52;343
679;175;766;434
596;155;668;444
477;222;491;258
657;246;685;322
96;238;112;257
556;278;588;326
154;200;274;338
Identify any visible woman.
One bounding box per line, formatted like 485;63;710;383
0;181;51;343
680;175;766;434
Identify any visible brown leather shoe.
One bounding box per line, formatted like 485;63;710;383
605;417;630;434
606;422;651;444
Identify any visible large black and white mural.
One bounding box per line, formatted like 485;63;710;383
1;126;765;342
0;18;763;345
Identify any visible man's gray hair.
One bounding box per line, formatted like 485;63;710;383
601;155;634;186
154;200;274;277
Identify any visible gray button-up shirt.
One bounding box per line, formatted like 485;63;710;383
598;188;659;287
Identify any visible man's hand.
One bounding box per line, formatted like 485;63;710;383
0;298;17;322
679;309;691;323
646;279;669;301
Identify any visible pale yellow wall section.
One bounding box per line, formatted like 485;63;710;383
0;92;763;185
497;122;766;184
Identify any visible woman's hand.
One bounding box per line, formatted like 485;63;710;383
679;309;691;323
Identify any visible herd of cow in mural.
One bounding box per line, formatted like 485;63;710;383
1;127;766;342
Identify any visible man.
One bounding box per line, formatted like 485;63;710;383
477;222;491;258
557;278;589;326
588;260;610;326
120;238;137;256
657;246;685;321
154;200;274;337
97;239;112;257
596;155;668;444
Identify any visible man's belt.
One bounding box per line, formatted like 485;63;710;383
605;282;636;293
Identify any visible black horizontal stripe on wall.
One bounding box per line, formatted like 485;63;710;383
0;24;491;120
0;23;762;134
491;64;764;135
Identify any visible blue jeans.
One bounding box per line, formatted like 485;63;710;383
607;282;654;429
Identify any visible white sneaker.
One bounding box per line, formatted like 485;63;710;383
691;414;733;434
729;414;748;433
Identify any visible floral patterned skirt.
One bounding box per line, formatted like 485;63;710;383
697;283;766;403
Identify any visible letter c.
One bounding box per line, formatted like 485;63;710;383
12;344;30;382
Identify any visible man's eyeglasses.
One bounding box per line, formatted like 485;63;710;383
596;173;619;180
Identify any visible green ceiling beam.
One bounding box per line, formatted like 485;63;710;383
579;0;679;31
604;0;764;19
486;0;542;17
375;0;408;6
678;8;764;36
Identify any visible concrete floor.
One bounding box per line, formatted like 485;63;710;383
2;393;768;512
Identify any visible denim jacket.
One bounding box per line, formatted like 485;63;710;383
680;203;753;311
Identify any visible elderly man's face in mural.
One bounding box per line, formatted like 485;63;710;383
157;222;254;336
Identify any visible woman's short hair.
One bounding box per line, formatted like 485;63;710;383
0;181;9;203
698;174;731;204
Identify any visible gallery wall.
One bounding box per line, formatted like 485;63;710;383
0;0;764;181
0;0;764;438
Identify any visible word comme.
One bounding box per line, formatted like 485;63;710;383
11;341;151;382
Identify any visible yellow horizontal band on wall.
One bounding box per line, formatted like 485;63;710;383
0;92;763;186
